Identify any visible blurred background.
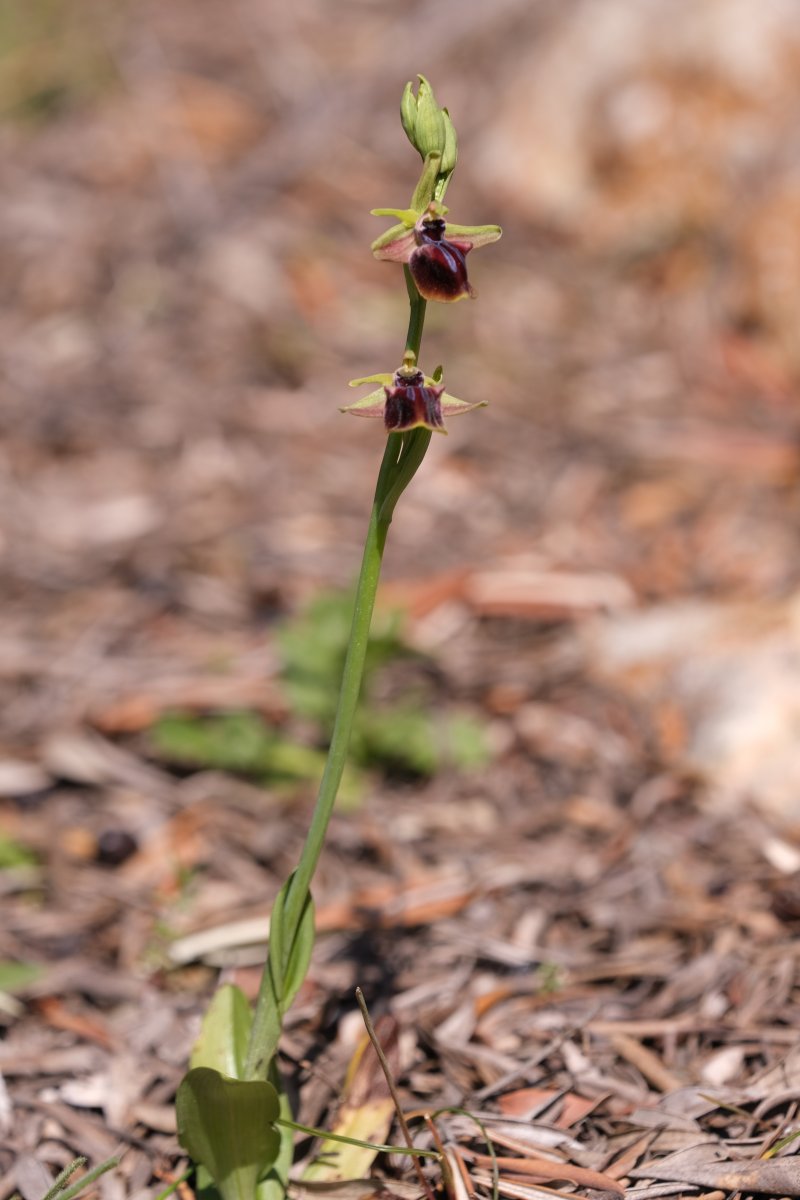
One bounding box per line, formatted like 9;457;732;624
6;0;800;1178
3;0;800;808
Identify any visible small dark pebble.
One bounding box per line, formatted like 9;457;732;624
772;883;800;923
96;828;138;866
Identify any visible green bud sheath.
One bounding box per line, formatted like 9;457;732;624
400;81;417;146
436;109;458;199
441;110;458;174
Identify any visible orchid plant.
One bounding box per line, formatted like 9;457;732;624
175;77;501;1200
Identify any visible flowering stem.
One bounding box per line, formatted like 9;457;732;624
404;263;427;357
244;272;432;1083
380;268;432;521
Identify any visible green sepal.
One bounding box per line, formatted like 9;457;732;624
444;222;503;248
340;387;388;418
190;984;253;1079
370;222;415;260
439;392;487;417
176;1067;280;1200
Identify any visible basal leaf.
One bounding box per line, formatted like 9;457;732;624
190;984;253;1080
244;874;317;1076
176;1067;280;1200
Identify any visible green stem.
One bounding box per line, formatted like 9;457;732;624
282;272;428;918
41;1159;87;1200
245;271;432;1082
245;442;394;1080
152;1173;192;1200
280;445;394;917
48;1159;120;1200
276;1118;439;1159
404;264;427;357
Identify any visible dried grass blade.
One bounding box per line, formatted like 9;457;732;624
469;1152;625;1196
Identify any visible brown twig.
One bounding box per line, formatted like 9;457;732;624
425;1116;464;1200
355;987;437;1200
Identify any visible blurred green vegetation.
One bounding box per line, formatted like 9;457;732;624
152;590;488;798
0;831;38;870
278;590;488;777
152;710;363;807
0;0;119;123
0;959;43;994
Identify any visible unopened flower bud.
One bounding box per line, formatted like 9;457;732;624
400;75;448;162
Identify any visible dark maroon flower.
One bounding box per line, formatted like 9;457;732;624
342;360;487;434
371;203;501;303
408;216;475;303
383;368;445;432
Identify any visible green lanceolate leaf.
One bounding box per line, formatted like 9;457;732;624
244;870;316;1080
190;984;253;1079
176;1067;280;1200
269;871;315;1015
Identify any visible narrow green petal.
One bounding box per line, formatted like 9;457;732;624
370;208;418;224
348;374;392;388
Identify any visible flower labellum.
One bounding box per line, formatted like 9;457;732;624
409;214;474;303
384;367;444;432
342;357;487;435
